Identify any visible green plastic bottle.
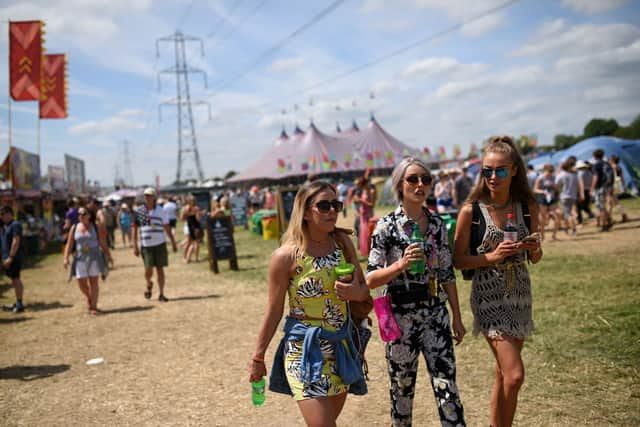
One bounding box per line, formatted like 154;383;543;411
251;377;266;406
409;222;425;275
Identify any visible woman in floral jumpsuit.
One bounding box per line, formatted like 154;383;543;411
367;157;466;427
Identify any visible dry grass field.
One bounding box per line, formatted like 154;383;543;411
1;199;639;426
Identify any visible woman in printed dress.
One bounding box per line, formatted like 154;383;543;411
453;135;542;427
367;157;467;427
249;181;369;426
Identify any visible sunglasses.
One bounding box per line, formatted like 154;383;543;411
79;211;88;216
312;199;343;213
405;174;432;185
482;167;510;179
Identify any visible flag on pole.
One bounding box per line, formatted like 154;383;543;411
453;144;462;159
40;54;68;119
9;20;44;101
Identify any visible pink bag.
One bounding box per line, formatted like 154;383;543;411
373;295;402;342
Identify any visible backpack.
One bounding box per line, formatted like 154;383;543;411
461;201;531;280
603;161;615;188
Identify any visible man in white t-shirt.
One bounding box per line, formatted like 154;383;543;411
163;196;178;236
133;187;177;302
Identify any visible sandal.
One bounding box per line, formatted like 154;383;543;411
144;282;153;300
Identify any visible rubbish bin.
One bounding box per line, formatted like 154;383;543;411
251;210;277;236
24;234;39;257
261;214;280;240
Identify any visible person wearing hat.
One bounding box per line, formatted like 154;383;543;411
575;160;595;224
132;187;177;302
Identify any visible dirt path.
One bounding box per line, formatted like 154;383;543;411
1;206;638;426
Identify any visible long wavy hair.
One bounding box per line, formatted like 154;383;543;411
280;181;350;259
467;135;536;205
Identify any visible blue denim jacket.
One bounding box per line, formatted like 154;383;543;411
269;316;367;396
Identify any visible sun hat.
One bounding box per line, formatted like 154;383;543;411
143;187;156;196
575;160;590;169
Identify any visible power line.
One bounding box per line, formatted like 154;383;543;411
176;0;196;30
205;0;245;42
207;0;269;50
210;0;347;96
277;0;522;105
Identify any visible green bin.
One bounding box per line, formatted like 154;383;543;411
440;214;457;249
251;210;278;236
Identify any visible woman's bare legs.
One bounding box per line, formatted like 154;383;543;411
77;277;90;310
297;393;347;427
486;336;525;427
88;276;100;313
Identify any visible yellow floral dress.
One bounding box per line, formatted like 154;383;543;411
284;246;350;400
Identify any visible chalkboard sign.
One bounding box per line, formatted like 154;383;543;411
230;195;248;227
276;187;299;234
206;215;238;273
192;191;212;214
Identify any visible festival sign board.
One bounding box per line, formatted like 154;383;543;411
48;165;65;192
229;194;248;227
276;187;299;234
64;154;85;194
206;215;238;274
1;147;41;190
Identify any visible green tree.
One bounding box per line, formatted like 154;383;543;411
584;118;619;138
554;134;578;150
224;170;237;180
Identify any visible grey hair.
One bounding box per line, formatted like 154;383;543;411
391;157;431;202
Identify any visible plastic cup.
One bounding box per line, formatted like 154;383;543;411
335;262;355;283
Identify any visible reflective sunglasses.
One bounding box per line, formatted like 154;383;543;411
405;174;432;185
312;199;343;213
482;166;510;179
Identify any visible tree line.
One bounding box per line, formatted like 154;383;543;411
553;114;640;151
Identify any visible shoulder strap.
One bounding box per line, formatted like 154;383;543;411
469;201;484;256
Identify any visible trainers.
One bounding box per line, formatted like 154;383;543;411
158;294;169;302
12;304;24;313
144;282;153;300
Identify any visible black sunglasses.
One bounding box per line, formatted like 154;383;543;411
313;199;343;213
405;174;432;185
482;167;509;179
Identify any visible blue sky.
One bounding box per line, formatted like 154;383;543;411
1;0;639;187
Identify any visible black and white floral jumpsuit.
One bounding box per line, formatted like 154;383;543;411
367;205;465;427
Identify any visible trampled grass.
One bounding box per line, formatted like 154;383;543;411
0;199;638;426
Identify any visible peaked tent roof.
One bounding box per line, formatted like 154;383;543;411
227;116;424;184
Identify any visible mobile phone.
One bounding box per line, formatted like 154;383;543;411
522;235;539;244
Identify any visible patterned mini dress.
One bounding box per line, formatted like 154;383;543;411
470;201;535;339
284;245;350;401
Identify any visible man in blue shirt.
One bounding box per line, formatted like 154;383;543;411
1;206;24;313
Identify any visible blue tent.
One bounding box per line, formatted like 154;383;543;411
527;137;640;195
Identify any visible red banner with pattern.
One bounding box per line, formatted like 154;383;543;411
9;21;43;101
40;54;68;119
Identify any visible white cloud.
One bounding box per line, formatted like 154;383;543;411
402;57;487;80
561;0;629;15
537;18;566;37
69;110;147;135
511;23;640;57
460;12;504;37
269;57;305;73
358;0;387;14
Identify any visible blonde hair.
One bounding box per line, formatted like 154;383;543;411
280;181;350;259
391;157;431;202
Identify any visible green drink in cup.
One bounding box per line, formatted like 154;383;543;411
335;262;355;283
